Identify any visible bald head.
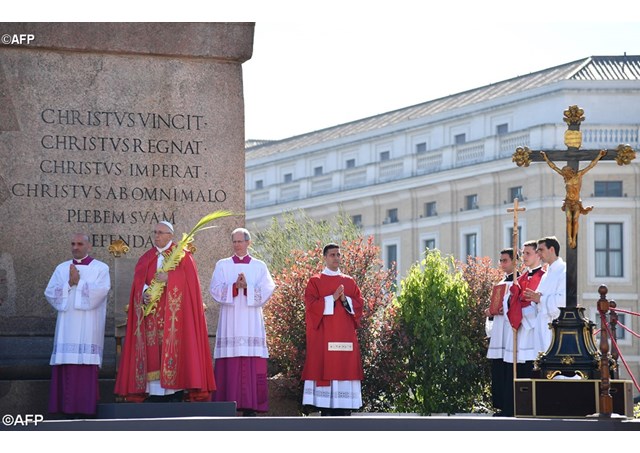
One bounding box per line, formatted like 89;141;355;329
71;233;91;260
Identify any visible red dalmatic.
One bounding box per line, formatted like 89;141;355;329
301;273;364;385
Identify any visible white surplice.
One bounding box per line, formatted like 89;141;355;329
209;256;275;358
533;257;567;354
44;259;111;366
486;274;513;360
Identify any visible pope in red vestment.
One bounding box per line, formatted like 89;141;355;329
301;243;364;415
115;221;216;402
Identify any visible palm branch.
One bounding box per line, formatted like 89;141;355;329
143;209;236;317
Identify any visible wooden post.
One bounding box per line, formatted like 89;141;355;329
596;285;613;417
609;300;619;379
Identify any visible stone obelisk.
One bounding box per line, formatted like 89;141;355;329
0;22;254;415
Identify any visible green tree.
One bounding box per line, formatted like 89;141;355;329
250;209;361;273
394;249;488;414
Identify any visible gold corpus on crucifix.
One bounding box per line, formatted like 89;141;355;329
541;149;606;249
512;105;636;249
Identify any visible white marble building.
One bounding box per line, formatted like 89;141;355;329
245;55;640;386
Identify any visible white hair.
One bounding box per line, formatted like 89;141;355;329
231;227;251;241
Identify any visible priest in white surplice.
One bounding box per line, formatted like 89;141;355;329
44;233;110;416
209;227;275;415
484;248;515;416
524;236;567;355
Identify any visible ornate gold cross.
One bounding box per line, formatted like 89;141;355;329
512;105;636;308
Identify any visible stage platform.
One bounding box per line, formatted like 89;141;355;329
3;412;639;431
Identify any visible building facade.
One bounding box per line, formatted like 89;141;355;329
246;56;640;387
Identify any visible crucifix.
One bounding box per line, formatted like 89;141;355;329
507;197;525;273
510;106;636;412
512;105;636;308
507;197;525;391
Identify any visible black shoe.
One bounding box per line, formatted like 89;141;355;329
320;408;352;416
169;391;185;402
241;410;257;417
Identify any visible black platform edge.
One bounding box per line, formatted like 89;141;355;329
96;401;237;419
2;414;639;431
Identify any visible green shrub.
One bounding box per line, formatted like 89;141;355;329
394;249;496;414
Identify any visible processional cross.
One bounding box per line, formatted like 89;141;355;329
507;198;525;381
512;105;636;308
507;197;525;270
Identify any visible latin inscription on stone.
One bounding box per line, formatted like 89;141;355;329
10;108;230;249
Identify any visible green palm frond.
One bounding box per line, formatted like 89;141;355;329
142;209;238;317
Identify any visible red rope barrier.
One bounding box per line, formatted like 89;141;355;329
610;307;640;317
600;312;640;394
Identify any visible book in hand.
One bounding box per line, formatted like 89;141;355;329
488;283;507;316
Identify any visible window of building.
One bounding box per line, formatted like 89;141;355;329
380;150;390;161
614;313;627;341
465;233;477;257
351;214;362;227
313;166;323;177
386;208;398;223
594;181;622;197
346;158;356;169
424;238;436;251
496;123;509;135
254;179;263;190
508;186;523;202
507;226;522;250
454;133;466;145
595;223;623;277
596;312;626;341
283;173;293;183
465;194;478;210
386;244;397;270
416;142;427;154
425;201;437;217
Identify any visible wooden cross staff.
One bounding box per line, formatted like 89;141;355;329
507;197;525;274
507;198;525;385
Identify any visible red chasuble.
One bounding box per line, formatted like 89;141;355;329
507;267;545;330
114;244;216;401
301;273;364;384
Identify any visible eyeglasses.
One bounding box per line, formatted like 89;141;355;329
152;230;172;235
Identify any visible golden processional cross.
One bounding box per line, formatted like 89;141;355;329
512;105;636;308
507;197;525;272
